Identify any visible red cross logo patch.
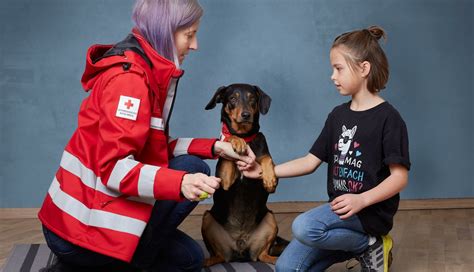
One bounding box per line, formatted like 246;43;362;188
116;95;141;121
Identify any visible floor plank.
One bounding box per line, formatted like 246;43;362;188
1;209;472;271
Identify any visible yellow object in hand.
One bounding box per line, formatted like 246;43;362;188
199;192;209;201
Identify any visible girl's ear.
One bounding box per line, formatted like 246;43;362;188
360;61;371;78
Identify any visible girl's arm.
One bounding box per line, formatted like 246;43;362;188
358;164;408;207
239;153;322;179
275;153;322;178
331;164;409;219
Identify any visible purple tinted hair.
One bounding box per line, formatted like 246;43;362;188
132;0;203;64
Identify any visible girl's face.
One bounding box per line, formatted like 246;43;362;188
330;47;365;96
174;20;200;65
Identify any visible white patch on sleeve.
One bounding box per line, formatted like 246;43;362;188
150;117;164;130
116;95;141;121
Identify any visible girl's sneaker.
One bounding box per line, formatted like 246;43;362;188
356;234;393;272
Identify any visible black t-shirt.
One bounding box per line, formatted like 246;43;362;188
310;101;410;236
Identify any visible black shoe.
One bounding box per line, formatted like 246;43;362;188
39;258;85;272
40;257;142;272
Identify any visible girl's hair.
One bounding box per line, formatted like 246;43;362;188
332;26;389;93
132;0;203;65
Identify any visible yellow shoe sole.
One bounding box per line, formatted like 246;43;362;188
381;235;393;272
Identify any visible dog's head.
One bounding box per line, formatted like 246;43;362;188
205;84;271;135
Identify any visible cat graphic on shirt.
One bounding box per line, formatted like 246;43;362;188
337;125;357;165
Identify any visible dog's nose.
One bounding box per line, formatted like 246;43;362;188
241;112;251;120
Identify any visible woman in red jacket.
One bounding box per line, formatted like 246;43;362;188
38;0;255;271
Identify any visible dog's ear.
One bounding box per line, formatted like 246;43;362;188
205;86;227;110
254;85;272;115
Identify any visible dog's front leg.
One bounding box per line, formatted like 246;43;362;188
258;155;278;193
216;135;246;190
217;159;239;190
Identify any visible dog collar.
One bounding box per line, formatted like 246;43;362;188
220;122;258;143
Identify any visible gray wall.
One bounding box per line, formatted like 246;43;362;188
1;0;472;207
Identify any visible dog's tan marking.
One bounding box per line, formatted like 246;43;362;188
247;212;279;264
217;159;239;190
202;211;237;267
258;155;278;193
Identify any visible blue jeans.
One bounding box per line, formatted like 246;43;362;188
43;155;210;271
275;203;369;272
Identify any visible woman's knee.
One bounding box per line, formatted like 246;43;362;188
169;155;211;175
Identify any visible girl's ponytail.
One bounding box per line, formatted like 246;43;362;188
367;26;387;42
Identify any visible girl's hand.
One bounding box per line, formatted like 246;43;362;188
330;194;368;219
213;141;256;170
237;161;263;179
181;173;221;201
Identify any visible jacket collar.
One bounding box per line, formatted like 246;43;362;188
132;28;184;81
81;30;184;92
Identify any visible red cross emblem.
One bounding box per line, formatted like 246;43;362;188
124;99;134;109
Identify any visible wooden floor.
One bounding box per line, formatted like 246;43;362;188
1;209;473;271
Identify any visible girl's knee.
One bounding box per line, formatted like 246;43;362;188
292;213;326;245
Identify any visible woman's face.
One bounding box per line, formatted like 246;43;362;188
174;20;200;65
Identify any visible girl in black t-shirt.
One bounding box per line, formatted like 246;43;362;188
240;26;410;272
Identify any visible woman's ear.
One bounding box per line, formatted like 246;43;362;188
360;61;371;78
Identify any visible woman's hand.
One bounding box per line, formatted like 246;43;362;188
330;194;368;219
181;173;221;201
213;141;256;170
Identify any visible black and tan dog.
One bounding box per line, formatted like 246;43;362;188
202;84;287;267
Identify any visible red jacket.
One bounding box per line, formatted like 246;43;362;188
38;29;217;262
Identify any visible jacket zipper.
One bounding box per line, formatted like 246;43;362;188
164;76;182;134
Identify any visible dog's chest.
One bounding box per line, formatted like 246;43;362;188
213;178;268;228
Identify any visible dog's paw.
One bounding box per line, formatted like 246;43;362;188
203;256;226;267
262;172;278;193
228;136;247;155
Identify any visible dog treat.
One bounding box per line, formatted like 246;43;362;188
199;192;209;201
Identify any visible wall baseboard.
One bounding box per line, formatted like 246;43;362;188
1;198;472;219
